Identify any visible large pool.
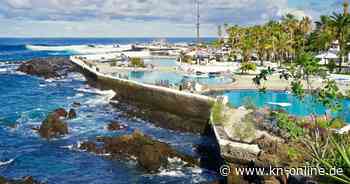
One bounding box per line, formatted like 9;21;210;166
222;90;350;122
114;58;234;86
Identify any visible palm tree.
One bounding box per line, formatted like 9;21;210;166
298;16;312;51
329;12;350;71
310;15;334;52
281;14;299;62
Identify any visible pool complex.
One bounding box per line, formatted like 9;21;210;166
222;90;350;123
115;58;234;86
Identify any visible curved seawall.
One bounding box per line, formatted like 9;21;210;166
70;56;215;134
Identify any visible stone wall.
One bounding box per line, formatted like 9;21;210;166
71;57;215;134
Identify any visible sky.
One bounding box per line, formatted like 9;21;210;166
0;0;345;37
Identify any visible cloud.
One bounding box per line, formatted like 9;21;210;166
0;0;338;37
0;0;292;24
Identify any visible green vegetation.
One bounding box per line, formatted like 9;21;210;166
214;2;350;182
211;102;226;125
178;51;193;64
226;14;311;66
287;147;301;160
272;112;304;138
327;60;338;73
233;114;256;142
109;59;118;67
240;62;257;74
130;57;145;68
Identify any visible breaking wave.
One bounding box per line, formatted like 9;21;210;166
26;44;131;54
0;158;14;166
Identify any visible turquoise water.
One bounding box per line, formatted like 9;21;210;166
117;58;233;86
124;70;233;86
223;90;350;122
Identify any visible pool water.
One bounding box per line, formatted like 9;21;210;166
144;58;178;67
125;71;233;86
222;90;350;122
117;58;234;86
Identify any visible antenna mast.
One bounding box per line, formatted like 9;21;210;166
344;0;349;15
196;0;200;46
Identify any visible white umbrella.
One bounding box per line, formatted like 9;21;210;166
316;52;338;59
316;52;338;65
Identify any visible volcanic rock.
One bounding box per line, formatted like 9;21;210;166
39;109;69;139
68;109;77;119
80;130;197;172
0;176;43;184
17;57;77;79
52;108;67;119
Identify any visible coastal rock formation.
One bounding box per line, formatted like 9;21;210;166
68;109;77;119
79;130;197;172
38;108;73;139
52;108;67;118
17;57;77;79
107;121;127;131
0;176;43;184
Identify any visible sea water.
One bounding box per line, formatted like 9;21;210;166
0;38;220;183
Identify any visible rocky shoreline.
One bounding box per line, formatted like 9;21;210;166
79;130;198;173
16;57;224;183
0;176;43;184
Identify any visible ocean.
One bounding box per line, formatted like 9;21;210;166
0;37;220;183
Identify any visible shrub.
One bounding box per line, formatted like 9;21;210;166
211;102;226;125
273;112;304;138
233;114;256;141
327;59;337;74
240;62;257;74
130;57;145;68
287;147;301;160
304;133;350;184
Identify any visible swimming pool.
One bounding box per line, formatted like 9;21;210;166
221;90;350;122
123;71;233;86
114;58;234;86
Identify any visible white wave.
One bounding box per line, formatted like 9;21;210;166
26;44;132;54
168;157;184;164
45;79;54;83
0;158;14;166
158;170;186;177
67;72;86;81
76;87;116;100
61;144;74;150
0;63;19;73
26;44;86;52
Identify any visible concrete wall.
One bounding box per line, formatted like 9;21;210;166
71;57;215;134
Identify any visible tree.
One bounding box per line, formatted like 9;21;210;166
309;15;334;52
329;12;350;71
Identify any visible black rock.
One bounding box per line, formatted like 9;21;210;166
39;109;69;139
68;109;77;119
17;57;77;79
